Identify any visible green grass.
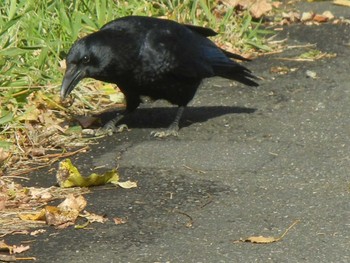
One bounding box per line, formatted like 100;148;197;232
0;0;272;174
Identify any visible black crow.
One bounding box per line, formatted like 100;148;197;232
61;16;258;137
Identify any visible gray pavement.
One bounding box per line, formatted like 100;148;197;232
10;3;350;263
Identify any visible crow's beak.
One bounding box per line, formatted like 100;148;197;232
60;65;85;100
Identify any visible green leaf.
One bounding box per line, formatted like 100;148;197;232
0;111;14;125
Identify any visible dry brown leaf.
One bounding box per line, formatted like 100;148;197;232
313;14;329;23
45;205;79;227
0;148;10;163
0;194;7;210
75;116;100;128
57;194;87;212
80;211;108;223
301;12;314;22
12;245;30;254
113;217;127;225
30;229;46;236
322;11;334;20
282;11;301;23
0;240;29;255
45;195;87;226
247;0;273;18
270;66;290;75
220;0;273;18
233;220;300;244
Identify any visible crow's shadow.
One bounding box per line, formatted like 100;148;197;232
95;106;256;129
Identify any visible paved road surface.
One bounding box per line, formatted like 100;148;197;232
10;3;350;262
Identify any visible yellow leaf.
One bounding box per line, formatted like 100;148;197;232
56;159;120;188
245;235;278;244
16;106;41;121
19;209;46;221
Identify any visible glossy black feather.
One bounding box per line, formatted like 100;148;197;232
61;16;259;135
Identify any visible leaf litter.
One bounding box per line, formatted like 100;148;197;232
233;220;300;244
0;159;136;260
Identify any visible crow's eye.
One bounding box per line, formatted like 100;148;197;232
82;55;90;64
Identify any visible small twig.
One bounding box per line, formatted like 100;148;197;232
174;210;194;228
286;43;316;49
15;257;37;261
35;146;89;160
200;193;213;209
275;219;300;242
183;164;206;174
9;146;89;177
1;176;30;180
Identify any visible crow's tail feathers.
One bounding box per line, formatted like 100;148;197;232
219;49;251;62
213;63;259;87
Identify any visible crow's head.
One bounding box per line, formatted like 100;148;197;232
60;32;114;100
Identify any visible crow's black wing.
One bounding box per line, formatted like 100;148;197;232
136;27;215;82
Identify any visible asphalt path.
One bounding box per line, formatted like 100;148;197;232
9;3;350;262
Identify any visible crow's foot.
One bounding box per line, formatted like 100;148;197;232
151;129;179;138
94;123;129;136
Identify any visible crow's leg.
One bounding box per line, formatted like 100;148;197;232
151;106;185;138
94;111;129;136
95;93;140;136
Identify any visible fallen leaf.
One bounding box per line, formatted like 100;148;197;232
45;205;79;227
75;116;100;128
0;240;30;255
30;229;46;236
19;209;46;221
238;0;273;18
282;11;301;23
56;159;120;188
306;70;317;79
117;180;138;189
322;11;334;20
113;217;127;225
313;14;329;23
245;235;278;243
233;220;300;244
80;211;108;223
0;148;10;163
0;194;7;210
270;66;290;75
19;195;86;227
301;11;314;22
57;194;87;212
12;245;30;254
